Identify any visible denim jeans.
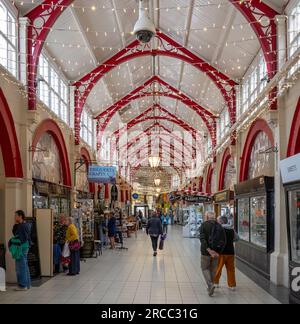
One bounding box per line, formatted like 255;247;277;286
15;248;31;289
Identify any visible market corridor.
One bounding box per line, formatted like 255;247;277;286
0;227;281;304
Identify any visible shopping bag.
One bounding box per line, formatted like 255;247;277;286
62;242;70;258
159;234;167;250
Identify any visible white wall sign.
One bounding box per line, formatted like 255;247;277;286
280;153;300;184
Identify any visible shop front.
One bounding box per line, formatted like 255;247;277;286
213;190;234;225
181;194;212;238
32;132;71;220
31;120;72;278
280;154;300;304
236;119;275;278
235;176;275;278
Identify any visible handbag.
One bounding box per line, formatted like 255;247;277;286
62;242;70;258
159;234;167;250
69;240;81;251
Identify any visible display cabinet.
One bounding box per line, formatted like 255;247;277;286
234;176;274;278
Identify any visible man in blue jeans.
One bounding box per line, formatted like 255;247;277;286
12;210;31;291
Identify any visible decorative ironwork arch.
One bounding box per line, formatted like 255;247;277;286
0;89;23;178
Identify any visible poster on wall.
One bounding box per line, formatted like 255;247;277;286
88;166;117;184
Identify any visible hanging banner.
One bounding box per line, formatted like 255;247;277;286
88;166;117;184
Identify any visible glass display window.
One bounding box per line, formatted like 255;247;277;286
32;133;63;184
288;190;300;263
248;131;274;179
250;196;267;248
238;198;250;242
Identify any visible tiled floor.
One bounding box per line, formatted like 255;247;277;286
0;226;281;304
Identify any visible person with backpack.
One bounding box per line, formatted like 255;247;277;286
10;210;31;291
214;216;238;290
199;211;226;297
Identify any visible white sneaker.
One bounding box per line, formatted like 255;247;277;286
229;287;236;292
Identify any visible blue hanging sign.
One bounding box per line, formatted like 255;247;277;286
88;166;117;184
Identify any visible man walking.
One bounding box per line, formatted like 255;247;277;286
199;211;226;297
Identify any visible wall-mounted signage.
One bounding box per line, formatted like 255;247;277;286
183;195;212;203
132;193;139;200
88;166;116;184
280;154;300;184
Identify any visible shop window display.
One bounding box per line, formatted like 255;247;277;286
288;190;300;263
182;205;204;238
248;131;274;179
237;198;250;242
250;196;267;248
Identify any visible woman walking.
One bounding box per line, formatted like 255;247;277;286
214;216;238;290
107;212;117;249
161;212;170;234
65;217;80;276
147;212;163;257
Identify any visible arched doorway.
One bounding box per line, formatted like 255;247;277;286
0;89;23;259
0;89;23;178
240;118;274;182
32;119;72;220
287;98;300;157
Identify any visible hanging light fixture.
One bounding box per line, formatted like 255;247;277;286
149;156;160;168
156;188;161;193
154;178;161;186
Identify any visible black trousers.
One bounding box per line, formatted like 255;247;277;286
69;250;80;275
150;235;159;252
163;224;168;234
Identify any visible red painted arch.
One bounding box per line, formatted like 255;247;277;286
0;89;23;178
219;148;231;191
206;164;214;194
32;119;72;186
199;177;203;192
239;118;274;182
80;147;95;193
287;98;300;157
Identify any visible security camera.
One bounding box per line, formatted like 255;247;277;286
133;0;156;44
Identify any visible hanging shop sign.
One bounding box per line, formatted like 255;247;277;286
132;193;139;200
280;154;300;185
34;181;49;195
183;195;212;203
88;166;117;184
77;191;95;200
168;193;182;202
214;190;234;203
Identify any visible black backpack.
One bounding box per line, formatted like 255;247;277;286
208;222;227;254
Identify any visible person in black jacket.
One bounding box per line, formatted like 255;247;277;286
199;211;220;297
146;212;163;257
214;216;238;290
